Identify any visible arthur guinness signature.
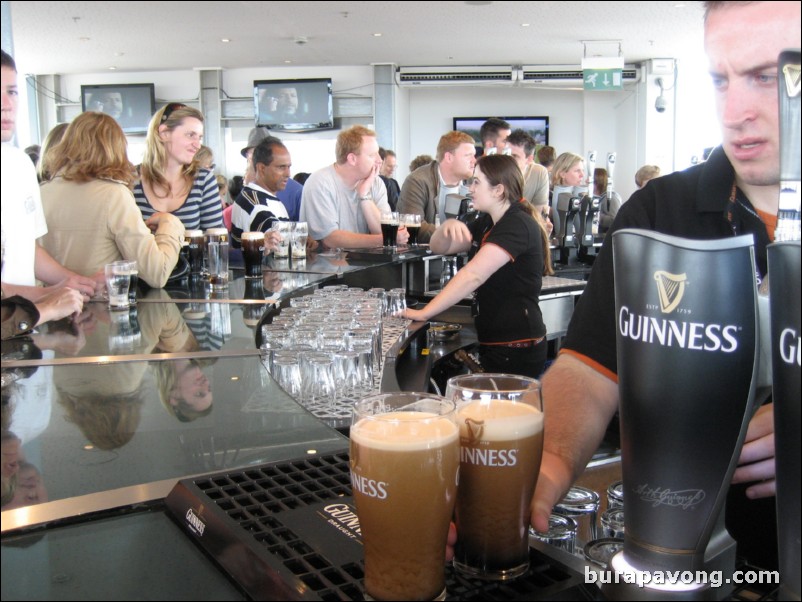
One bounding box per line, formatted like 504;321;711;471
635;484;706;509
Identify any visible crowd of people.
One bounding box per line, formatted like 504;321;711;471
1;0;795;571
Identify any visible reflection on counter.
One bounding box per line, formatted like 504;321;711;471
1;355;345;512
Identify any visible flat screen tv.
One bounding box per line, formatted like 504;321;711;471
254;78;334;132
81;83;156;135
453;116;550;151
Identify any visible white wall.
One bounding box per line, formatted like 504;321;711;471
403;84;639;201
51;65;376;177
36;62;717;202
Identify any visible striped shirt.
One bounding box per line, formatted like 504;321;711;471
231;183;289;248
134;168;224;231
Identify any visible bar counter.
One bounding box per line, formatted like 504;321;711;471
2;248;591;600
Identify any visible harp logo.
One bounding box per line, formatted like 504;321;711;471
782;62;800;98
654;271;687;314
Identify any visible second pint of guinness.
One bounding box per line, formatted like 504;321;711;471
446;373;544;580
350;393;459;600
185;229;205;274
241;232;264;278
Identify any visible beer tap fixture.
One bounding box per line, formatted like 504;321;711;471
580;151;600;253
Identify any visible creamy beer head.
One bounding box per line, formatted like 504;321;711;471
351;411;458;449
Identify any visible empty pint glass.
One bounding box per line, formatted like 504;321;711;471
350;393;459;600
206;228;229;289
446;373;544;580
241;232;264;278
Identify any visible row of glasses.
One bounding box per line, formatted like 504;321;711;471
270;221;308;259
378;213;423;249
259;285;391;403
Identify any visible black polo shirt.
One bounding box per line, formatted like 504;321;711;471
562;146;771;379
467;202;546;344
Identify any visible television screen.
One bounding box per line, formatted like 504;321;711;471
254;78;334;132
452;116;549;151
81;84;156;135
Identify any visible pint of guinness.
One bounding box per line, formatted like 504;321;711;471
445;374;543;580
609;230;758;596
380;212;400;249
185;229;204;274
241;232;264;279
350;393;459;600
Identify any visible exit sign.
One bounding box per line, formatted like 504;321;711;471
583;68;623;91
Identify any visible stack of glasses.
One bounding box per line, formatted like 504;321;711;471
259;286;408;411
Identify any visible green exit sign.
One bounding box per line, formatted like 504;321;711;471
583;68;623;91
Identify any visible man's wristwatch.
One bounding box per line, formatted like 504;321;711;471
358;195;372;202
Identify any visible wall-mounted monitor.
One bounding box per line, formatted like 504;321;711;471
254;78;334;132
452;116;550;150
81;83;156;135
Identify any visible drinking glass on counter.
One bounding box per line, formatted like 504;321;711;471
185;229;205;274
241;231;264;278
271;221;292;258
380;211;400;249
445;373;544;580
403;213;422;246
291;221;308;259
104;261;130;310
350;393;459;601
206;228;229;289
124;260;139;305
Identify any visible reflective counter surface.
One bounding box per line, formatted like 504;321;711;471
1;252;588;600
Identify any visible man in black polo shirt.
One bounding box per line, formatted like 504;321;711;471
531;0;799;570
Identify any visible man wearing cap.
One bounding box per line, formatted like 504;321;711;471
241;127;303;220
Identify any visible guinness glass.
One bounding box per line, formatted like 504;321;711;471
185;229;204;274
241;232;264;279
445;373;544;580
403;213;421;246
350;393;459;600
380;212;399;249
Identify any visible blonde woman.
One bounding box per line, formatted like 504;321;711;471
154;358;214;422
134;103;223;230
39;112;184;288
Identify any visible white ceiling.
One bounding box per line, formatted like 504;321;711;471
7;1;707;76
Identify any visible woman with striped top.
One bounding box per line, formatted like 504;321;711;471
134;103;223;230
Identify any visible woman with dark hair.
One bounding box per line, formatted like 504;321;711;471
403;154;551;378
39;112;184;288
134;103;223;230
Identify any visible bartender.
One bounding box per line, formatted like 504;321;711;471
403;154;552;378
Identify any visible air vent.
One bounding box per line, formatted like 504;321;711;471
396;66;515;86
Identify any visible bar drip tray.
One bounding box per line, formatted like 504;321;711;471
165;452;594;601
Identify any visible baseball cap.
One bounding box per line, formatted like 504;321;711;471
240;127;272;158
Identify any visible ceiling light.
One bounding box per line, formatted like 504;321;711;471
373;33;382;37
108;66;117;70
284;60;292;64
221;38;231;43
521;23;531;27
